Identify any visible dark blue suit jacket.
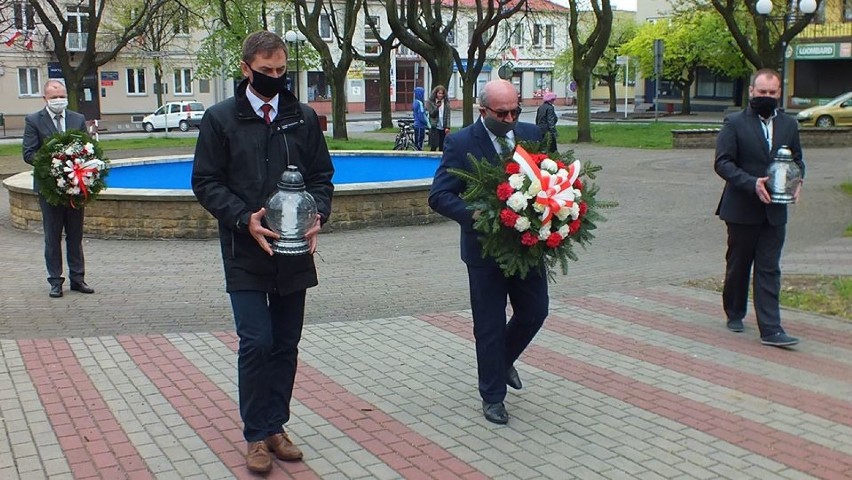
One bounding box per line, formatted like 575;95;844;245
714;108;804;226
429;119;543;266
23;108;88;191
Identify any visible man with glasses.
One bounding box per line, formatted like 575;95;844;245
429;79;546;425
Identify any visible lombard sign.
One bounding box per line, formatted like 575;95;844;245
795;43;842;60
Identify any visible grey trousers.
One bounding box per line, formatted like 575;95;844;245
39;195;85;286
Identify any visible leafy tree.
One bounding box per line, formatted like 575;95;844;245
26;0;172;111
385;0;528;127
591;17;637;113
710;0;822;71
113;2;197;107
357;0;399;130
194;0;269;81
621;10;749;114
564;0;613;143
295;0;361;140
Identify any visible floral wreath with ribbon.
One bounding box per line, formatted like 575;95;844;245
32;130;110;208
450;140;615;279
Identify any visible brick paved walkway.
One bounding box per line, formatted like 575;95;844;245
1;145;850;479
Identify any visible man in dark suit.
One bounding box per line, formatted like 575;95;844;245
429;79;547;424
714;69;804;347
23;79;93;298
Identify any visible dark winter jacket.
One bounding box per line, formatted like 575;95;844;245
192;79;334;295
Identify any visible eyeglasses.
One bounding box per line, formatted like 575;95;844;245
483;106;522;120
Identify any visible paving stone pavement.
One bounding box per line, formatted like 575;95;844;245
0;145;850;479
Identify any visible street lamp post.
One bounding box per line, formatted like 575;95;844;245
755;0;817;110
284;30;305;101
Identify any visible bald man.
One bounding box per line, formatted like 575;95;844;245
429;80;547;425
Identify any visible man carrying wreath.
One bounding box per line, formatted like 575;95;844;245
23;79;94;298
429;79;547;425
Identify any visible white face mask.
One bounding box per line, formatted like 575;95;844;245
46;98;68;114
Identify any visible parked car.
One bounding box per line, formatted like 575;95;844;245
142;101;205;132
796;92;852;128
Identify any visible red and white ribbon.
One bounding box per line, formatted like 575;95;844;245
512;146;581;225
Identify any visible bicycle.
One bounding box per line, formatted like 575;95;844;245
393;119;419;151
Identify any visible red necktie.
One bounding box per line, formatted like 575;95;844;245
260;104;273;125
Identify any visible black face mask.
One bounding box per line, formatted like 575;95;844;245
249;67;287;98
749;96;777;118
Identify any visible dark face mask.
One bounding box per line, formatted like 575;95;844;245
483;115;518;137
249;67;287;98
749;96;777;118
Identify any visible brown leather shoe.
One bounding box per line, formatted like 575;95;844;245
245;440;272;473
265;432;303;461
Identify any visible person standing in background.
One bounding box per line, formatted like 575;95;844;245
426;85;451;151
412;86;429;150
22;79;94;298
535;91;558;153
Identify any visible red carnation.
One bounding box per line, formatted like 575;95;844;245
545;232;562;249
569;219;582;234
505;162;520;175
496;182;514;201
500;208;520;227
556;161;566;170
573;178;583;190
521;232;538;246
578;202;588;217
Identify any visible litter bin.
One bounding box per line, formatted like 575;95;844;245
0;113;5;136
317;115;328;132
666;103;674;114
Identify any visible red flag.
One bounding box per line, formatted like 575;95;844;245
511;47;519;61
24;32;33;50
4;30;22;47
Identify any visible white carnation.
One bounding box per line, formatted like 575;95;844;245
573;188;582;199
538;225;551;240
558;224;570;238
508;173;526;190
540;159;558;173
57;179;66;188
555;206;571;221
570;203;581;220
533;202;546;213
64;147;75;156
514;217;530;232
84;143;94;153
557;168;568;177
527;179;542;196
506;192;528;212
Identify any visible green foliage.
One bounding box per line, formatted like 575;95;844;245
620;10;750;84
32;131;110;208
593;18;639;82
448;143;616;280
554;122;719;149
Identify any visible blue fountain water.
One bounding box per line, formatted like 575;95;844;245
106;154;441;189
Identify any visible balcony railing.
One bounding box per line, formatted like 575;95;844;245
66;32;88;51
797;22;852;40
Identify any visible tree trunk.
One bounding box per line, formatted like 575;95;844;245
680;87;692;115
376;55;393;130
461;73;477;127
574;71;593;143
606;77;617;113
330;70;348;140
155;63;164;108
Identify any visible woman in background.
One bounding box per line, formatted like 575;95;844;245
426;85;451;151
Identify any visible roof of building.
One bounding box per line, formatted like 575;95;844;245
451;0;569;14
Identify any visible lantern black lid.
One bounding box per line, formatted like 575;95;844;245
277;165;305;191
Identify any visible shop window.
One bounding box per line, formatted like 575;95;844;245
307;72;331;101
696;67;734;99
534;71;553;97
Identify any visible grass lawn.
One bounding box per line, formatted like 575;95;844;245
555;122;718;149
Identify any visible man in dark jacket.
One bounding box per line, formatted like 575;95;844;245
191;31;334;474
23;79;93;298
714;68;804;348
429;79;547;426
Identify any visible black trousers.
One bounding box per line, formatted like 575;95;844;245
39;195;85;286
429;128;447;151
723;222;786;338
230;289;306;442
466;265;549;403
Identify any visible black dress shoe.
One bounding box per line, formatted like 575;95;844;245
761;332;799;347
726;319;744;332
49;284;63;298
506;366;523;390
70;281;94;294
482;401;508;424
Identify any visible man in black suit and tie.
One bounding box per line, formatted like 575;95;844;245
22;79;94;298
429;79;547;424
714;69;804;347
